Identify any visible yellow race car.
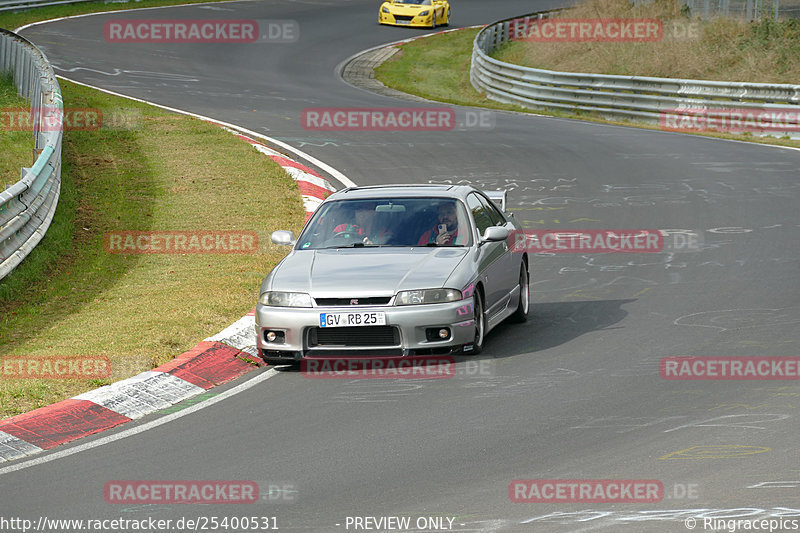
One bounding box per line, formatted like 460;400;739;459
379;0;451;28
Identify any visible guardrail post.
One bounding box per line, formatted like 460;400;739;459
0;37;7;71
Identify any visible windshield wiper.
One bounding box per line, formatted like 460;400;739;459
322;243;374;249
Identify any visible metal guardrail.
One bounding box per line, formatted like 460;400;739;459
679;0;791;21
0;28;62;281
0;0;93;13
470;10;800;136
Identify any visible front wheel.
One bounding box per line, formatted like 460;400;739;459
509;262;529;323
443;9;450;26
463;290;485;355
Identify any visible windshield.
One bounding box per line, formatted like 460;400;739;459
296;197;471;249
394;0;432;5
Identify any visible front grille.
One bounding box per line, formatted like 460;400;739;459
314;297;391;306
309;326;400;347
394;15;415;21
306;348;403;357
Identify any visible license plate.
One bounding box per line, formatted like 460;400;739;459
396;20;410;24
320;312;386;327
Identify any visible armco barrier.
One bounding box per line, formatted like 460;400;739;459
0;28;62;281
0;0;93;13
470;10;800;136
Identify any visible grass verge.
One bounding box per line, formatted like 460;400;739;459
374;11;800;149
0;71;32;190
0;79;304;419
374;29;524;110
494;0;800;84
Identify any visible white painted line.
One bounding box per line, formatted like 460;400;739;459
0;367;280;476
14;0;253;32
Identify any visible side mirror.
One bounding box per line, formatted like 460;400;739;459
481;226;509;243
271;230;296;246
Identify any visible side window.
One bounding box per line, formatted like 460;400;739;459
478;194;506;226
466;193;492;235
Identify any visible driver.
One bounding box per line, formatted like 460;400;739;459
418;202;462;245
332;202;392;244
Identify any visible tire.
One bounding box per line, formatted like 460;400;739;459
463;289;485;355
443;9;450;26
509;262;530;323
430;12;437;28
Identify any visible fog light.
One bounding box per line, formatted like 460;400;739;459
264;330;285;343
426;327;451;341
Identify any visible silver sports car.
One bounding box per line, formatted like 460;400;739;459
256;184;529;364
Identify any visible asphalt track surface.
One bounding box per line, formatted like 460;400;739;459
4;1;800;531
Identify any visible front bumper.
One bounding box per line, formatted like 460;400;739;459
256;298;475;362
378;11;434;27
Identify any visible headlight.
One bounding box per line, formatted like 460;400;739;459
382;6;390;12
259;291;313;307
419;10;430;16
395;289;461;305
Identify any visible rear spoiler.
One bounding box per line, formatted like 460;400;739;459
484;190;507;211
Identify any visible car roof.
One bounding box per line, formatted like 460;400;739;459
324;184;476;201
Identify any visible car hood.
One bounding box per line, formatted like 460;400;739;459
388;4;429;13
266;248;468;297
